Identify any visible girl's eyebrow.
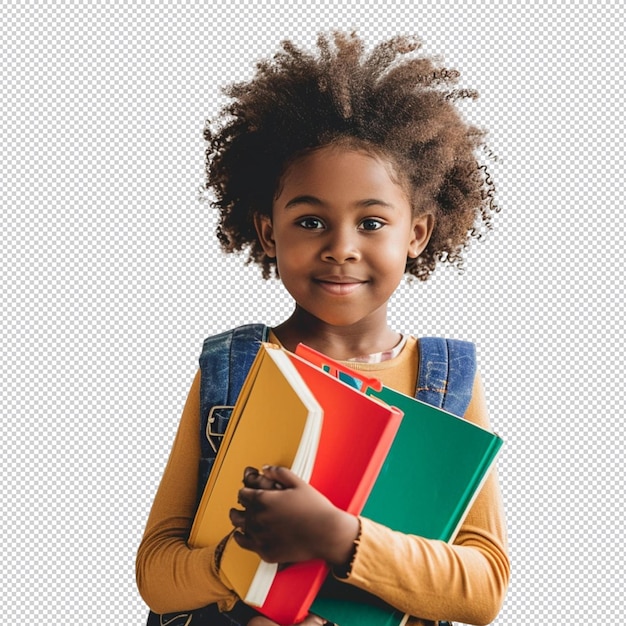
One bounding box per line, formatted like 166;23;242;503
284;195;395;209
284;195;324;209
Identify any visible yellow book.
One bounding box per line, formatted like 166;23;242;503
188;343;323;592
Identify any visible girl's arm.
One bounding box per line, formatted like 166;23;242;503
135;371;239;614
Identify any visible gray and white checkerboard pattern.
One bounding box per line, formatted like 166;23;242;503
2;2;625;624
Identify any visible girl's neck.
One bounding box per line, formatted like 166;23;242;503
272;307;401;361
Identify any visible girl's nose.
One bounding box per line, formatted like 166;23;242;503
321;228;361;264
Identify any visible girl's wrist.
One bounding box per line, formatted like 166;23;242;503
325;510;361;569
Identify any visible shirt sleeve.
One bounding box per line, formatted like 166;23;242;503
339;372;510;626
135;370;239;614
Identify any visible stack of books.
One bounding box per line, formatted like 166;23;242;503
188;342;502;626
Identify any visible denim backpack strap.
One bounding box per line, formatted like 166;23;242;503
197;323;268;498
416;337;476;418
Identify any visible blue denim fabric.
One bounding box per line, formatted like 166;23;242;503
416;337;476;417
197;324;268;500
148;325;475;626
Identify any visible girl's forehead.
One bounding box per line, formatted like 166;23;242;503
282;145;399;184
275;146;413;210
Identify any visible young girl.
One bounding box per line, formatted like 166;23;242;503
136;32;509;626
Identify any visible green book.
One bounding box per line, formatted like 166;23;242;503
311;384;503;626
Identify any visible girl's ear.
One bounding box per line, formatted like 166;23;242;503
407;213;434;259
253;213;277;259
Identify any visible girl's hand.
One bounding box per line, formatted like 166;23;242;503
229;465;359;566
248;614;328;626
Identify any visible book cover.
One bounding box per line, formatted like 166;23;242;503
188;343;323;562
309;379;503;626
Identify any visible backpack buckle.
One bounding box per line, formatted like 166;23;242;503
205;405;234;453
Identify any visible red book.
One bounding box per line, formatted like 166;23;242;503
253;344;402;624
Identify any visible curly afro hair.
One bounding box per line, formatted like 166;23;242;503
204;31;498;280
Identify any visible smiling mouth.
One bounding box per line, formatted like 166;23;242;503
314;279;365;295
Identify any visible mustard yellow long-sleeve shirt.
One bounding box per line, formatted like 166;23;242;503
136;337;510;625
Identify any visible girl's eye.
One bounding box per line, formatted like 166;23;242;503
359;218;384;231
297;217;325;230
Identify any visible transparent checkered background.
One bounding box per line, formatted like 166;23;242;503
2;1;625;624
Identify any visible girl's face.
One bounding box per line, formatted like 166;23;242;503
255;146;433;330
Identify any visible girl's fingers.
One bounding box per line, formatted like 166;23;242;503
261;465;299;489
237;487;266;509
228;507;246;529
